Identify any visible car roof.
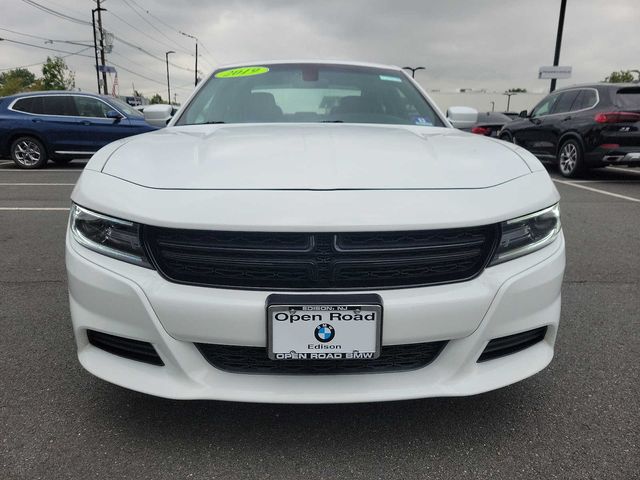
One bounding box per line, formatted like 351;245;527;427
4;91;111;101
553;82;640;92
212;59;404;72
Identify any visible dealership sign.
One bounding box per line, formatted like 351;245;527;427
538;66;572;79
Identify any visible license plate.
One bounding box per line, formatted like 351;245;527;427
267;294;382;361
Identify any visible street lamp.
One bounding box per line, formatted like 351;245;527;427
165;50;175;105
503;92;516;112
179;31;198;86
402;66;426;78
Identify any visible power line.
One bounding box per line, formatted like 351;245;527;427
0;47;92;72
18;0;195;74
0;27;92;48
0;37;95;58
20;0;91;26
120;0;216;67
107;8;190;54
112;35;193;73
119;0;191;54
12;0;199;91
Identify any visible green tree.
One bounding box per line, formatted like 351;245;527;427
0;68;37;95
41;56;75;90
604;70;636;83
149;93;164;104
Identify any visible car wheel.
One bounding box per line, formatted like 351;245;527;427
557;139;585;178
499;131;513;143
10;136;48;169
52;158;73;166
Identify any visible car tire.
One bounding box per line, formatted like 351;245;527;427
557;139;586;178
52;158;73;166
499;131;513;143
10;136;48;169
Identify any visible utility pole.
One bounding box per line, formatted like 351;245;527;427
402;66;426;78
166;51;175;105
550;0;567;93
91;8;101;93
180;31;199;86
96;0;108;95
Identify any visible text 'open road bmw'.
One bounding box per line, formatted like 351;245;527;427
66;61;565;403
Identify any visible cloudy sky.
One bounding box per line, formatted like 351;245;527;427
1;0;638;101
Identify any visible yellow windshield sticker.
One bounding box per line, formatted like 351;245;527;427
215;66;270;78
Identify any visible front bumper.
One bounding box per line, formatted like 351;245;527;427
66;231;565;403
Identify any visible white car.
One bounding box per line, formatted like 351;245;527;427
66;61;565;403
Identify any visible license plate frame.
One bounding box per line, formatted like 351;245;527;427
266;294;383;361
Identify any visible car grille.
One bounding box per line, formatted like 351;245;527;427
195;341;448;375
143;225;498;290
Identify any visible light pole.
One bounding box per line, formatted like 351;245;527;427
550;0;567;92
402;66;425;78
165;50;175;105
179;31;198;86
490;101;495;113
503;92;516;112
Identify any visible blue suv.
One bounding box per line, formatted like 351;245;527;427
0;91;157;168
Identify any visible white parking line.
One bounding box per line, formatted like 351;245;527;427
0;207;70;211
0;183;75;186
607;167;640;176
553;179;640;203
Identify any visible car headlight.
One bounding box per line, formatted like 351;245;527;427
69;204;152;268
490;204;561;265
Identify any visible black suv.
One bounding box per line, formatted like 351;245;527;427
499;84;640;177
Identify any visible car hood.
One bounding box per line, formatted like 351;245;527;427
101;124;531;190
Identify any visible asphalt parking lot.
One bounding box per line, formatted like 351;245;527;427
1;159;638;479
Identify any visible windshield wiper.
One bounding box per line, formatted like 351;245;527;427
201;121;226;124
320;120;344;123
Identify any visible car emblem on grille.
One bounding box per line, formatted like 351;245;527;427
314;323;335;343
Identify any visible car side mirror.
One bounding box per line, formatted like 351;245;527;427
143;104;174;128
519;110;528;118
106;110;123;120
446;106;478;129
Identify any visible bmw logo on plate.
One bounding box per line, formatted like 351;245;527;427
314;323;335;343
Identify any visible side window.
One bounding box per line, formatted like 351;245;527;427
74;96;112;117
42;96;77;116
12;98;34;113
531;94;559;117
551;91;580;114
572;89;598;111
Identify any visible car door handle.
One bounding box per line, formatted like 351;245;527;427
31;118;43;123
80;120;91;126
562;116;572;122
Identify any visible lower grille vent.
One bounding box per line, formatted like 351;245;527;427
195;341;447;374
478;326;548;362
87;330;164;366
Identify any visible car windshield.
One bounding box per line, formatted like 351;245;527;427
175;63;444;127
108;97;144;117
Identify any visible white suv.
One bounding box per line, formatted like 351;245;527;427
66;61;565;403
